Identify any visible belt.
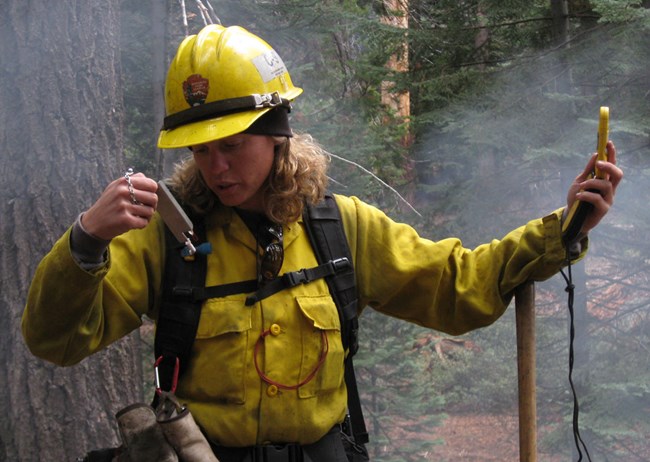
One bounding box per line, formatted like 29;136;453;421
209;425;349;462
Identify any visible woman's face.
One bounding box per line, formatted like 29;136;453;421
191;134;278;212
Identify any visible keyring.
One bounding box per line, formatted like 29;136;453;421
124;168;141;205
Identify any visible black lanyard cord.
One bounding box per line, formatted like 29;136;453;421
560;259;593;462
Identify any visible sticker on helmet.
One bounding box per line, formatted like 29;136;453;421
252;50;288;83
183;74;210;107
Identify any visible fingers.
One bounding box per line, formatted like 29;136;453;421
581;142;623;201
596;141;623;188
564;140;623;236
82;171;159;240
121;180;158;230
125;174;158;209
575;153;598;183
606;140;617;165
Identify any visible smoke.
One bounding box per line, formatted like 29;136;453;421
120;5;650;460
403;19;650;461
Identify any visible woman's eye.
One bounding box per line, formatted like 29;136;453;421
192;145;208;155
221;142;242;152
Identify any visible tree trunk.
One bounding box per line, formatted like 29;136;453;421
380;0;410;123
381;0;415;204
152;0;174;179
0;2;143;461
550;0;569;45
550;0;575;106
381;0;411;141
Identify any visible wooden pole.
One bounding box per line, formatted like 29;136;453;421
515;282;537;462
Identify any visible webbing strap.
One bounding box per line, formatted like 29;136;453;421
154;192;367;445
175;279;258;303
155;234;207;394
303;195;368;445
245;258;351;306
169;258;352;306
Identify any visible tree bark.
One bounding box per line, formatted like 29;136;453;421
152;0;174;179
0;2;143;460
550;0;575;104
381;0;411;123
381;0;415;204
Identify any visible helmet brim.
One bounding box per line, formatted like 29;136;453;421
158;87;302;149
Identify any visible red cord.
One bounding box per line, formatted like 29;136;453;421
253;328;329;390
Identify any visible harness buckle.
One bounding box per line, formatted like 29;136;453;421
284;269;309;286
254;443;302;462
172;286;194;300
252;92;284;109
332;257;351;272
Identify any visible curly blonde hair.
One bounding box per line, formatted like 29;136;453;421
168;133;330;225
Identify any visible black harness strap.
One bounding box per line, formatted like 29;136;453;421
302;195;368;445
167;258;352;307
155;208;208;395
154;193;368;446
245;257;352;306
176;279;259;303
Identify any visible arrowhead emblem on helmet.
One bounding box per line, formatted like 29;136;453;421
183;74;210;107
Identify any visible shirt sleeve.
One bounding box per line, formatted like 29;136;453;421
21;215;167;366
336;195;587;335
69;213;111;271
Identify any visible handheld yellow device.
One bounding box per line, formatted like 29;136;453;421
561;106;609;244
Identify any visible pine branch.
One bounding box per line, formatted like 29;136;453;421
327;152;422;217
461;13;601;31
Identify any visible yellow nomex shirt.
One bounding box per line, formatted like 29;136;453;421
22;194;582;446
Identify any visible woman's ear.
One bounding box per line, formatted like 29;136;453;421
272;136;289;146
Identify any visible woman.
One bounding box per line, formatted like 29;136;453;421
22;25;622;461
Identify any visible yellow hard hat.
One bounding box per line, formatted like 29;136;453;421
158;25;303;149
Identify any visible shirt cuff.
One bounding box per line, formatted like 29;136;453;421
559;207;589;260
70;213;111;269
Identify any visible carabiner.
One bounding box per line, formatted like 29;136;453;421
154;356;180;395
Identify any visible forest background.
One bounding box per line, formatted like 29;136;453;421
1;0;649;461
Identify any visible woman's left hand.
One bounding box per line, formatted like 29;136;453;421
565;140;623;235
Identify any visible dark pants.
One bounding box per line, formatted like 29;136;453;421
210;426;349;462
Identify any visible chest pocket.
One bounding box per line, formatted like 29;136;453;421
295;295;345;399
185;295;252;404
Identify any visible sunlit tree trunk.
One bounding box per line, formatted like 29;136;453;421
381;0;410;124
381;0;415;202
0;2;143;460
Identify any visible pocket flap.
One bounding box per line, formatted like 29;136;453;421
296;295;341;331
196;296;252;338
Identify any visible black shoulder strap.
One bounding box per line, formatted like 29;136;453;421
302;195;359;354
154;193;368;444
303;194;368;445
154;192;208;396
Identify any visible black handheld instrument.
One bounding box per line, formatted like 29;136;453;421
561;106;609;244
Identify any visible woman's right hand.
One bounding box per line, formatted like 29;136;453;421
81;171;159;241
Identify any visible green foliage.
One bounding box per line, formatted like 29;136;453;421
356;310;446;461
426;311;519;412
591;0;650;22
211;0;400;199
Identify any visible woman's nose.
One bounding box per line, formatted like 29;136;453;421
208;150;229;174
